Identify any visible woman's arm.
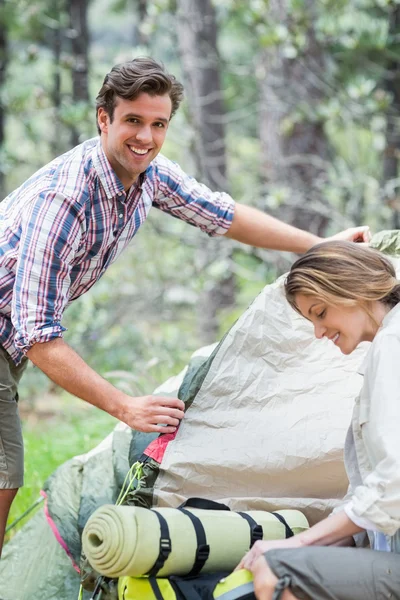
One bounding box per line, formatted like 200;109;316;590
236;510;363;571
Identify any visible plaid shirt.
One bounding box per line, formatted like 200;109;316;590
0;138;235;364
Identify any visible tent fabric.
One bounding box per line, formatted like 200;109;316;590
1;231;399;600
0;509;83;599
153;275;367;525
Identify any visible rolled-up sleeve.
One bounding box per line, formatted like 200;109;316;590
350;332;400;535
13;191;84;353
152;155;235;236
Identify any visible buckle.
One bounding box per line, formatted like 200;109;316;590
196;544;210;562
160;537;172;556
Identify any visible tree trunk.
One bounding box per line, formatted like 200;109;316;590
259;0;331;236
133;0;149;47
176;0;235;343
50;0;64;156
68;0;89;147
0;0;8;198
382;5;400;228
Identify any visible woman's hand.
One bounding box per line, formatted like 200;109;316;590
251;555;279;600
236;538;301;571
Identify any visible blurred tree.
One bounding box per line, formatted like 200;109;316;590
176;0;235;343
258;0;331;236
135;0;149;46
0;0;9;198
67;0;90;147
383;2;400;226
50;0;65;155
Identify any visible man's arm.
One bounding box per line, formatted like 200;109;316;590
27;338;185;433
225;203;370;253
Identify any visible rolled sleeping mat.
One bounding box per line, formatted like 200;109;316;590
118;569;255;600
82;504;308;578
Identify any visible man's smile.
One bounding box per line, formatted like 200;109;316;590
128;145;151;155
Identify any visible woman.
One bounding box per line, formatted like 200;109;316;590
237;241;400;600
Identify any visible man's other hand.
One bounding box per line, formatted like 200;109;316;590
326;225;371;244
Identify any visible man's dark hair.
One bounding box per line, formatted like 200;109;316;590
95;57;184;133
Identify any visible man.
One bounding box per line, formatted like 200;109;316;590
0;57;369;553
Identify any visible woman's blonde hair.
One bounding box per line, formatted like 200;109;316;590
285;241;400;315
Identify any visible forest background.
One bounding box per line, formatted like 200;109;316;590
1;0;400;534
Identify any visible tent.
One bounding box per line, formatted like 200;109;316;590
0;231;397;600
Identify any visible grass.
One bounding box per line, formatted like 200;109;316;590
5;392;117;542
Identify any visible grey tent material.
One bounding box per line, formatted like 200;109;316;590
1;231;399;600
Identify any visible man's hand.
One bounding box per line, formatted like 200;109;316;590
326;225;371;244
119;394;185;433
27;338;186;433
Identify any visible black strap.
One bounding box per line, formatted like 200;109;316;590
172;572;231;600
149;577;166;600
146;510;172;577
90;576;109;600
237;512;264;548
178;497;231;511
179;507;210;576
271;512;294;538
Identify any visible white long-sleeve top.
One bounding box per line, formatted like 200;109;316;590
341;302;400;552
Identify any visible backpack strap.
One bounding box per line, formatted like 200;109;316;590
178;507;210;576
237;512;264;548
146;510;172;577
179;497;231;511
271;512;294;538
149;577;167;600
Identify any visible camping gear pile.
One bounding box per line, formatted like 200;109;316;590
83;499;308;599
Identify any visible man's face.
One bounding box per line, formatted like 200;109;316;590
98;92;172;190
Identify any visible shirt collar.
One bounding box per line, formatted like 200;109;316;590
92;139;125;200
93;138;151;199
358;301;400;376
380;301;400;330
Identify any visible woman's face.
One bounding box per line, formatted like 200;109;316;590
295;294;379;355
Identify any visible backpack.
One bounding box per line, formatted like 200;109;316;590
118;568;255;600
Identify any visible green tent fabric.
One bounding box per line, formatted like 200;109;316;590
1;231;400;600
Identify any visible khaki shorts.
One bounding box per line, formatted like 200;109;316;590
265;546;400;600
0;346;27;489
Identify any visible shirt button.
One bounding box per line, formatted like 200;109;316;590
119;213;123;218
378;482;386;494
